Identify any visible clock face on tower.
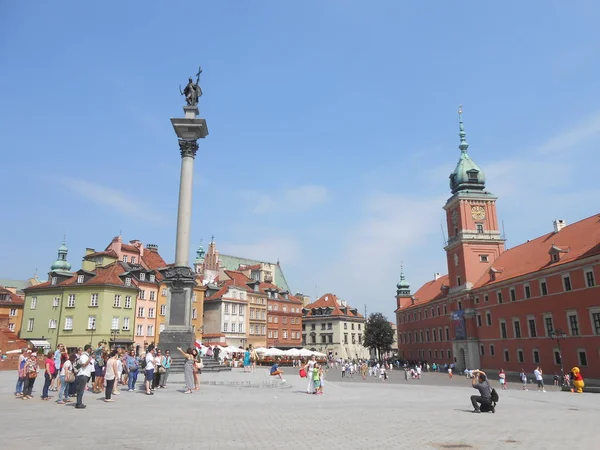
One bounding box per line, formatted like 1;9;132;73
471;206;486;220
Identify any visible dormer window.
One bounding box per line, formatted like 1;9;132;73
131;256;136;264
77;275;84;284
125;277;132;286
51;276;57;285
149;274;155;282
549;244;569;263
490;272;496;281
467;170;479;182
140;273;146;281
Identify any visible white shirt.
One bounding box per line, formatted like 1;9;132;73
146;353;155;370
61;360;72;377
77;352;93;377
534;369;542;381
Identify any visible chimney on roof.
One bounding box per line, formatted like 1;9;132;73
434;272;441;280
553;219;567;233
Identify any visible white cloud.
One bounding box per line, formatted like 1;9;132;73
284;185;330;210
60;178;167;224
536;111;600;155
240;184;330;214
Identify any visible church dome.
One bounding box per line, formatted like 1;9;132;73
449;107;486;194
50;240;72;272
396;267;410;295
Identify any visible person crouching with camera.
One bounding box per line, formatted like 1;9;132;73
470;369;493;413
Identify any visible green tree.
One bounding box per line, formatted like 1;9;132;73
363;312;395;362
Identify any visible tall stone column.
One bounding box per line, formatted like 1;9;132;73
159;100;208;357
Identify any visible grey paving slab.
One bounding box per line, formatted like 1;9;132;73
1;368;597;450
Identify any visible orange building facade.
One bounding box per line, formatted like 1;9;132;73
396;111;600;381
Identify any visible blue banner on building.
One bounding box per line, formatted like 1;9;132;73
452;310;466;340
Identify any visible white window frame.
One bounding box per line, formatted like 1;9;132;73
150;291;155;301
9;308;17;316
30;297;37;309
124;296;132;308
562;273;572;292
88;316;96;330
49;319;57;329
113;294;121;308
64;316;73;330
527;315;537;338
539;278;548;296
138;307;144;318
8;323;15;332
136;324;143;336
53;297;60;307
147;325;154;336
160;304;166;316
567;310;580;336
27;318;34;331
125;277;132;287
589;307;600;336
192;308;197;319
77;275;84;284
584;268;595;288
123;255;128;263
148;308;155;319
150;274;156;283
67;294;75;308
140;273;146;281
123;317;130;331
90;293;98;307
499;319;507;339
543;313;554;337
223;322;229;332
51;277;57;285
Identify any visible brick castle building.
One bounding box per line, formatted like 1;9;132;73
395;110;600;380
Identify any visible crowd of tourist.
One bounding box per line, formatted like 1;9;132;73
13;341;190;409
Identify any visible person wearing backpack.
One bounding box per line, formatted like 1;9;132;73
470;369;494;413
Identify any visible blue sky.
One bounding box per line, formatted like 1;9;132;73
2;1;600;319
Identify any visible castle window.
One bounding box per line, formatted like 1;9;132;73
476;224;484;234
480;255;488;263
468;170;478;182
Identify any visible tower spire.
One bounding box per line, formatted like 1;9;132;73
396;261;410;296
458;104;469;153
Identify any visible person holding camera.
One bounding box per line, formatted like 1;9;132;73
470;369;493;413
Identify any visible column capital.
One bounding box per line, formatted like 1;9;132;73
178;139;199;158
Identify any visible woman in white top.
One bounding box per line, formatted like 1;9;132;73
304;356;317;394
104;350;119;402
57;354;75;404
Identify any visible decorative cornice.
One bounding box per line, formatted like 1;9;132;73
178;139;199;158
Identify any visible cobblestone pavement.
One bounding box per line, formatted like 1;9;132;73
1;369;597;450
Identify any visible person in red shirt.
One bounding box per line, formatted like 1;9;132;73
42;351;56;400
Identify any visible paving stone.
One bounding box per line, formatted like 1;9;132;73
1;369;597;450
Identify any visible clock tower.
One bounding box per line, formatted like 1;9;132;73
443;107;505;289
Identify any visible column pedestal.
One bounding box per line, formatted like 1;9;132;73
159;266;196;365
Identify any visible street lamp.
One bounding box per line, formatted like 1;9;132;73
550;329;567;386
110;328;120;349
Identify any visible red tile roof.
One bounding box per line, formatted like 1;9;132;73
474;214;600;288
25;262;139;290
304;293;364;318
404;275;449;310
84;250;118;259
142;249;167;270
0;287;24;306
120;244;140;253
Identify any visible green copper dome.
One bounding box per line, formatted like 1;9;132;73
396;266;410;295
449;107;486;194
51;240;71;271
194;241;205;264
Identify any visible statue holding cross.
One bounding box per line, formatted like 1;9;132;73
180;66;203;106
